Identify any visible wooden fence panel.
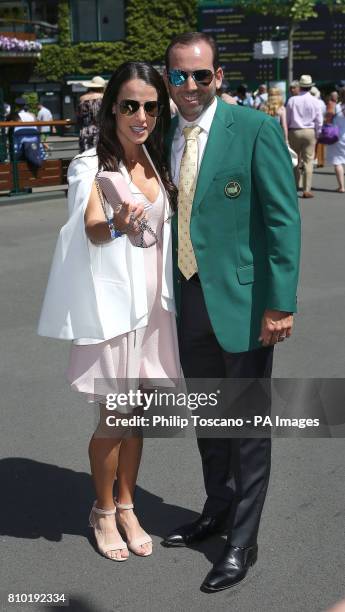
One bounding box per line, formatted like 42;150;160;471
0;163;14;191
17;160;62;188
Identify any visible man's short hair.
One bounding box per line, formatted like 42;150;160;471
289;80;299;88
165;32;219;71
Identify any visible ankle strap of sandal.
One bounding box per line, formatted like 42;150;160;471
115;500;134;510
92;502;116;516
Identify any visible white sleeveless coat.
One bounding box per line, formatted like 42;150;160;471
37;146;175;341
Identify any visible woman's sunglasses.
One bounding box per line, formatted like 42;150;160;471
168;69;214;87
118;99;163;117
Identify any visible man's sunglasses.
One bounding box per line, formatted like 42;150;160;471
168;69;214;87
118;99;163;117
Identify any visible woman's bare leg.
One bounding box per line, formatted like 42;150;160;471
88;434;121;508
88;404;128;559
116;435;143;502
116;425;152;555
334;164;345;192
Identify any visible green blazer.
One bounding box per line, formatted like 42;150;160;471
168;98;301;353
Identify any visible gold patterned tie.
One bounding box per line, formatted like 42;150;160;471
178;125;202;280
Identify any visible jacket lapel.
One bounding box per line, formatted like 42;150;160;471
193;100;235;211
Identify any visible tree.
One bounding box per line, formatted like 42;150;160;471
235;0;345;83
36;0;197;81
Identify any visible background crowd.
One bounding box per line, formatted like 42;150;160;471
216;77;345;197
4;72;345;194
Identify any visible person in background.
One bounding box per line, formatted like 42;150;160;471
260;87;288;142
235;84;254;107
216;79;237;105
325;90;339;124
254;84;268;109
310;86;326;116
15;97;36;121
76;75;106;153
37;101;54;154
288;80;300;99
310;86;327;168
7;111;44;167
286;74;323;198
326;86;345;192
4;102;11;118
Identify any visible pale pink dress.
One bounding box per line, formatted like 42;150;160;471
66;186;181;413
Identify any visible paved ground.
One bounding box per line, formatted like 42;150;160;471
0;167;344;612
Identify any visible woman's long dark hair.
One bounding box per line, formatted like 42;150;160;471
97;61;177;210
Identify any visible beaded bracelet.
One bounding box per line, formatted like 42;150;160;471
106;218;123;240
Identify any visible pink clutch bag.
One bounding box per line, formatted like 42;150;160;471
96;171;135;213
95;171;158;248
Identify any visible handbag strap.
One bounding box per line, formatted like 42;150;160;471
137;218;159;248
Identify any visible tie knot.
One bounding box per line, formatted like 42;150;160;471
183;125;202;141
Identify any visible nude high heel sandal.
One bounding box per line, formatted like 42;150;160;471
115;500;152;557
89;501;128;562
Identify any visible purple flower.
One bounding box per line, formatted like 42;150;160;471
0;35;42;53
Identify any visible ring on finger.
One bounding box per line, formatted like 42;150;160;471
129;214;138;230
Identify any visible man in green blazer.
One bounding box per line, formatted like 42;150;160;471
161;32;301;592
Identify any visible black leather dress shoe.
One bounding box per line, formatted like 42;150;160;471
201;543;258;592
161;513;227;547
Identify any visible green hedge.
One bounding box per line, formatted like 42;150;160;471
58;0;71;45
22;92;38;114
36;0;197;81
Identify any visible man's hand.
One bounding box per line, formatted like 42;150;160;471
259;309;294;346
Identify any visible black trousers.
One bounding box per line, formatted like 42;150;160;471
178;276;273;548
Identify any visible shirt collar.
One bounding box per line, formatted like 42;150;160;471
177;96;218;135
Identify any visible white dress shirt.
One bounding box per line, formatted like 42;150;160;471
171;97;218;186
18;109;36;122
37;106;53;133
286;91;323;136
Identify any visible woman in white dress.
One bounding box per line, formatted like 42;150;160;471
327;87;345;193
38;62;180;561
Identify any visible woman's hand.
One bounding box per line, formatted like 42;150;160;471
85;181;147;243
113;202;146;235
